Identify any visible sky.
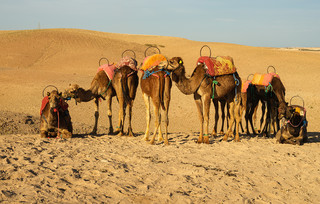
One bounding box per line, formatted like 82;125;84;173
1;0;319;47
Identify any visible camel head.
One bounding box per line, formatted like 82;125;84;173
168;57;184;71
47;90;62;110
63;84;81;102
278;102;294;120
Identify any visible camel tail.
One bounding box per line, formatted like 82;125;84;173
121;74;131;103
159;75;165;110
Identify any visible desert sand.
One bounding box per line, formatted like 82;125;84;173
0;29;320;203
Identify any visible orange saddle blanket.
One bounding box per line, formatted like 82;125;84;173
251;73;280;87
241;80;252;93
140;54;167;71
197;56;236;77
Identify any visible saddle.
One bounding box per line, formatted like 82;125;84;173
116;56;138;71
97;64;117;81
197;56;236;77
40;96;69;115
241;80;252;93
140;54;167;71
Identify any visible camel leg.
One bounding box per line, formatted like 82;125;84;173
203;95;211;144
40;130;48;138
224;101;235;141
211;100;218;137
157;114;164;142
117;99;125;136
163;100;170;145
91;98;99;135
150;99;161;145
127;100;134;137
259;101;266;133
142;93;151;141
220;100;226;134
106;94;114;135
194;93;204;143
253;102;258;132
234;101;241;142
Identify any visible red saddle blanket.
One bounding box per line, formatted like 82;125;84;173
197;56;236;77
97;64;116;80
40;96;69;115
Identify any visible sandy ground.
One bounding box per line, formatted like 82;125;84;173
0;29;320;203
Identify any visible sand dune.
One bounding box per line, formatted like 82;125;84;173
0;29;320;203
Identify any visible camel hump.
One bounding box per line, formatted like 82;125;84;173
140;54;167;71
97;64;116;80
197;56;236;77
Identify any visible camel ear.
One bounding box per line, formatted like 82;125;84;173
47;92;50;96
58;92;62;96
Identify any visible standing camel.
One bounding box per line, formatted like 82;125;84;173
63;69;116;135
112;54;139;136
140;54;172;145
168;57;242;144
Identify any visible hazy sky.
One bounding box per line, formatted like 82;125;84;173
1;0;319;47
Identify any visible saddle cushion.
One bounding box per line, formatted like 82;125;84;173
197;56;236;77
140;54;167;71
251;73;281;86
241;80;252;93
97;64;116;80
116;56;137;71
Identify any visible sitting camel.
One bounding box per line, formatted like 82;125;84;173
276;105;308;145
140;54;172;145
168;57;242;143
40;89;73;138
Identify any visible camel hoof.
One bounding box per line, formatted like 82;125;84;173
164;140;169;145
219;131;225;135
211;133;217;137
150;140;155;145
142;135;149;141
204;136;210;144
117;132;124;137
223;134;228;141
158;137;164;142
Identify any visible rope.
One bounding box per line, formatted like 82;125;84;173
99;80;112;96
54;108;61;139
211;80;218;99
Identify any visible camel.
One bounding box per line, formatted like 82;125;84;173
140;61;172;145
168;57;242;144
63;67;116;135
245;84;280;137
40;89;73;138
276;105;307;145
111;55;139;136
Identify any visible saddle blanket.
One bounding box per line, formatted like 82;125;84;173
116;56;137;71
97;64;116;80
197;56;236;77
140;54;167;71
251;73;280;87
40;96;69;115
241;80;252;93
